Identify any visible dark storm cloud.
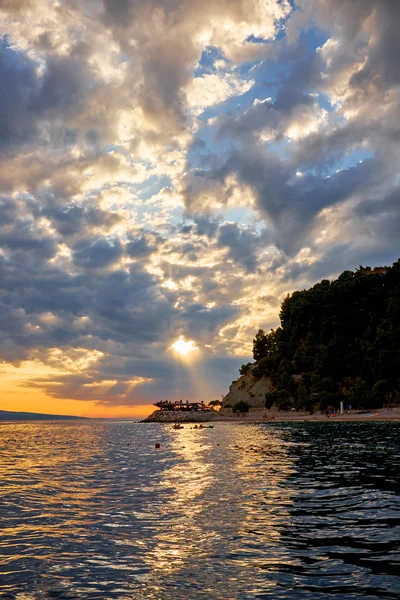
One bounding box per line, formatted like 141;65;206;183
0;226;57;260
0;42;95;155
43;204;121;238
180;302;239;338
73;237;123;269
0;197;57;264
102;0;183;25
280;244;350;282
354;3;400;90
217;222;264;273
301;0;400;92
0;43;41;152
193;215;219;238
354;186;400;244
178;241;201;261
108;357;189;381
34;53;91;116
0;260;88;318
125;231;162;258
0;250;175;360
102;0;134;25
355;188;400;220
0;196;20;225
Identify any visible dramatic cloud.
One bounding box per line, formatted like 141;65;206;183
0;0;399;414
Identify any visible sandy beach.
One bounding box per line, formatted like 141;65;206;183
143;408;400;423
228;412;400;423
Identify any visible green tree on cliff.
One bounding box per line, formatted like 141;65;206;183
246;259;400;411
253;329;268;361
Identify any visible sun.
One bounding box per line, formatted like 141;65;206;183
170;336;199;359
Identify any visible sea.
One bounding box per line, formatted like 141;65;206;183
0;421;399;600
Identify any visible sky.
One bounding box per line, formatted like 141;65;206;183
0;0;399;418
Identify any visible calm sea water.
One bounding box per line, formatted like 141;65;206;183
0;421;399;600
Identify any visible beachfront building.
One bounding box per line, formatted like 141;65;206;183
154;400;211;412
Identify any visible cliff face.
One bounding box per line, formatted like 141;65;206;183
222;373;272;408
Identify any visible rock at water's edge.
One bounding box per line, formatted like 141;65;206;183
142;410;221;423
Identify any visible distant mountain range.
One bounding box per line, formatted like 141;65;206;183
0;410;88;421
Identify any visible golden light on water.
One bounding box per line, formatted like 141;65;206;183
140;424;295;587
170;337;199;360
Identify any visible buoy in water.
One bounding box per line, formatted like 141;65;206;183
155;443;160;449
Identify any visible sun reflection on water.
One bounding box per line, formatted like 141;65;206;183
141;427;215;576
137;423;296;595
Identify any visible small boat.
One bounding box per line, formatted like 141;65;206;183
173;423;184;430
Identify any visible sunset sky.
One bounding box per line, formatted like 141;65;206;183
1;0;399;418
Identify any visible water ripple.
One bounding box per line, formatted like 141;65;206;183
0;421;399;599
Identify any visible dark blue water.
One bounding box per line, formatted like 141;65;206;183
0;421;399;599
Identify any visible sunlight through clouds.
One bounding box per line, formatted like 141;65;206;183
170;337;200;361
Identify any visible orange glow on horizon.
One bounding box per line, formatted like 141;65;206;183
0;354;222;419
0;361;156;419
0;389;156;419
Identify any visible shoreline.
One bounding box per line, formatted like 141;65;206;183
226;415;400;423
142;409;400;424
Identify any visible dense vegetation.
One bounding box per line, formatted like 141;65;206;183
232;400;250;413
241;261;400;412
